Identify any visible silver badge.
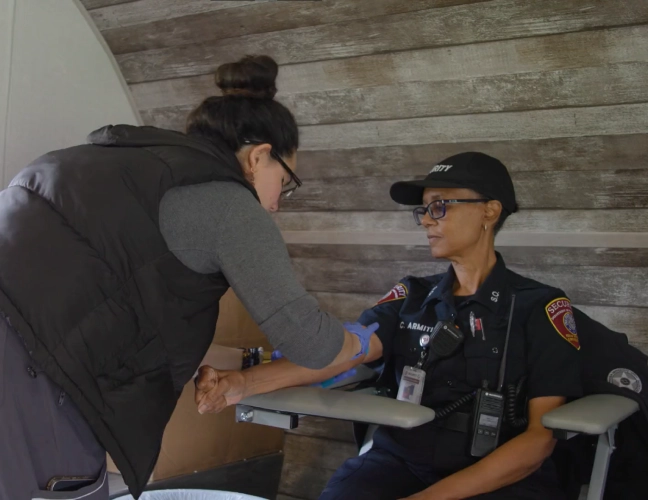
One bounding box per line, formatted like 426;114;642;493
607;368;643;393
420;334;430;347
469;311;476;337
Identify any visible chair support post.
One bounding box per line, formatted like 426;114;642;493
587;425;617;500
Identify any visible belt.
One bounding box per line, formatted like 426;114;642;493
432;411;471;433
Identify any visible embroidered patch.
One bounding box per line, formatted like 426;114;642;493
608;368;643;393
545;297;580;350
376;283;408;306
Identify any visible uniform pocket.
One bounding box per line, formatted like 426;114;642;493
31;465;107;500
463;340;502;388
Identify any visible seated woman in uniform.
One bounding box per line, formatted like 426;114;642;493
194;152;582;500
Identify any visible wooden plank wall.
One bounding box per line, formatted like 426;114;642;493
82;0;648;498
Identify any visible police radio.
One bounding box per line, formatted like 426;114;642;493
469;294;516;458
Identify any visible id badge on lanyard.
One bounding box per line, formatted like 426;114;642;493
396;334;430;405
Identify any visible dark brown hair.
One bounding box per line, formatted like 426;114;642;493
186;55;298;157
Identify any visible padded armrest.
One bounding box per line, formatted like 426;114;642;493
239;387;435;428
542;394;639;435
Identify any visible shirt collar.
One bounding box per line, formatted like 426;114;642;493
471;252;509;313
422;252;509;314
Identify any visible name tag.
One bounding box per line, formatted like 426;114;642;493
397;366;426;405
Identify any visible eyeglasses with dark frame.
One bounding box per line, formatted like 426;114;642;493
413;199;490;225
242;139;302;199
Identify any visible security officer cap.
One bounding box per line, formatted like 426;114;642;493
390;152;519;214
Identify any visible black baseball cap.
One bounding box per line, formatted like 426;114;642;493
389;152;518;214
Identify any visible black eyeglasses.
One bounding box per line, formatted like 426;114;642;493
242;139;302;199
413;199;490;225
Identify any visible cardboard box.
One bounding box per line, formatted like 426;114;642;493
107;289;284;480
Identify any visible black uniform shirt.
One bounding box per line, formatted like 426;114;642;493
358;253;582;469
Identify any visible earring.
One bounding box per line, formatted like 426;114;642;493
484;225;488;231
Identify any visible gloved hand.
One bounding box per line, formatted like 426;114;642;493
344;321;379;360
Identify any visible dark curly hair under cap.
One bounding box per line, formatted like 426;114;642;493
186;55;299;158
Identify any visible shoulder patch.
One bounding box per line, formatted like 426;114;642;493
545;297;580;350
375;283;408;306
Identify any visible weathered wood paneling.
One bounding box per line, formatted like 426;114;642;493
129;24;648;110
279;464;336;500
103;0;491;55
287;245;648;268
292;135;648;179
142;103;648;150
287;416;355;443
300;103;648;150
292;258;648;307
89;0;264;31
282;63;648;125
275;210;648;234
115;0;648;83
279;435;356;500
278;169;648;211
139;63;648;129
283;434;357;470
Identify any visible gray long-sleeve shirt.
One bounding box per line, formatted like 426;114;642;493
159;181;344;370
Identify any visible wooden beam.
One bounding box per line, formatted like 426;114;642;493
298;103;648;150
103;0;490;54
129;25;648;110
115;0;648;83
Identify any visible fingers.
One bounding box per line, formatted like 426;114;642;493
366;322;380;333
194;366;217;406
198;375;231;414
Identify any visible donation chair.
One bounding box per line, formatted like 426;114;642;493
236;365;639;500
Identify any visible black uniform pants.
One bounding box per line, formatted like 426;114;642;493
319;447;567;500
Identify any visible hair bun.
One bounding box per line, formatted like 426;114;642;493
216;55;278;99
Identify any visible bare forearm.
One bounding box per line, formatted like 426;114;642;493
242;333;383;398
421;430;555;499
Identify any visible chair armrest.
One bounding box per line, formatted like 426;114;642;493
542;394;639;435
239;387;435;428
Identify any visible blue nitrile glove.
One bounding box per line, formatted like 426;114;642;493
344;321;379;360
312;368;357;388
